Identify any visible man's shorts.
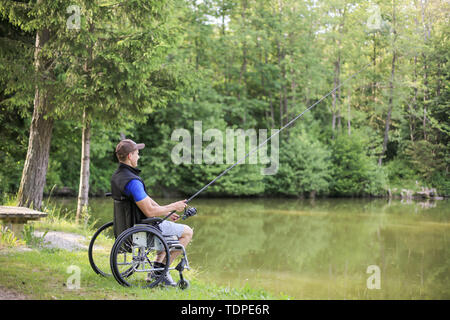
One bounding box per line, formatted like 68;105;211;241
159;220;185;238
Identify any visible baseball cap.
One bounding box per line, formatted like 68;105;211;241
115;139;145;159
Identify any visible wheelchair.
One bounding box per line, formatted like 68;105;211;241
88;196;196;290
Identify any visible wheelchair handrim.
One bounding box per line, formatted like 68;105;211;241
110;225;170;288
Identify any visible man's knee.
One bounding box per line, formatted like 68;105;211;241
182;225;193;240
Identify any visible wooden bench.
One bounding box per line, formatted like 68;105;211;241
0;206;47;238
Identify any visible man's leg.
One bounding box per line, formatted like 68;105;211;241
151;225;193;285
169;225;193;265
155;225;193;265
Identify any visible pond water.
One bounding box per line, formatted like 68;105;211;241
53;197;449;299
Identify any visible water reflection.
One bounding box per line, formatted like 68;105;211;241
53;197;449;299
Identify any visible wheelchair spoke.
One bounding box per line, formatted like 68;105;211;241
111;227;170;288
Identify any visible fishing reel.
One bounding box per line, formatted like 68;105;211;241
182;206;197;220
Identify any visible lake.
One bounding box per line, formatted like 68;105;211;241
52;196;449;299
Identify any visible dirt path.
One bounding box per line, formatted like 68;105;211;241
34;231;88;251
0;285;28;300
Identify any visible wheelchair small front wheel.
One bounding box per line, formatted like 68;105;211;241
177;279;190;290
110;225;170;288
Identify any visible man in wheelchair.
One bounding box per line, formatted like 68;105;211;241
111;139;194;286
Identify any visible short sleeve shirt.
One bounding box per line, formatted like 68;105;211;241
124;179;147;202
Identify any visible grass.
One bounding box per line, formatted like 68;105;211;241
0;224;23;249
0;198;280;300
0;248;276;300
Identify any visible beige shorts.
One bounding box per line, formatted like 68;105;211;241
159;220;185;238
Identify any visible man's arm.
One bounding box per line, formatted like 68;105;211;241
147;197;160;208
136;196;186;219
125;179;186;220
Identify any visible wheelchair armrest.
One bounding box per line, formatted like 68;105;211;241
140;217;163;225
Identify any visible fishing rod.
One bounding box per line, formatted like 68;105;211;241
164;62;372;222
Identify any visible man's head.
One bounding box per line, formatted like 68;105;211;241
115;139;145;167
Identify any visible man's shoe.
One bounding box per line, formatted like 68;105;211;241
148;262;177;287
161;271;177;287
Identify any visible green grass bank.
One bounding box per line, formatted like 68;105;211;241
0;201;284;300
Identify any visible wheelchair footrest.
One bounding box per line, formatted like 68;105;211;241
175;259;186;272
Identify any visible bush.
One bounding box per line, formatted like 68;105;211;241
385;157;419;190
264;130;332;197
330;134;387;196
404;140;446;181
430;171;450;197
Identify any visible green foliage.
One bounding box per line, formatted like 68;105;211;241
264;128;332;197
401;140;449;196
0;104;28;195
0;223;21;248
330;134;387;196
0;0;448;199
405;140;447;182
22;224;48;249
385;157;418;187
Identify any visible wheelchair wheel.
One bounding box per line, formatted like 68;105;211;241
177;279;190;290
110;225;170;288
88;221;114;277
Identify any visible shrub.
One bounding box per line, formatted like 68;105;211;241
264;131;332;197
330;134;387;196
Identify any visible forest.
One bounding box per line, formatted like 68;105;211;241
0;0;448;215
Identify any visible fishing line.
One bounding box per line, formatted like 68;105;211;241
186;62;372;203
162;62;372;221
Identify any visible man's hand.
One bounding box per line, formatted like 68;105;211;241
172;199;187;212
168;200;187;221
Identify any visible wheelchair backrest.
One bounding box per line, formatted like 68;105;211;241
113;199;142;238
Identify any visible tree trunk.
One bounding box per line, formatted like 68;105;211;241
379;101;393;166
420;0;430;141
76;23;94;222
332;8;344;138
372;33;377;101
336;52;342;132
331;54;340;138
277;0;286;127
76;109;91;222
408;54;418;142
278;39;284;127
378;1;397;166
422;56;428;140
17;29;53;210
266;53;275;128
238;0;248;124
347;88;351;136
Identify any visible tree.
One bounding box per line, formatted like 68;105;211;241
331;133;386;196
53;1;187;220
1;0;448;200
0;13;34;196
0;0;66;209
1;0;187;213
378;0;397;166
